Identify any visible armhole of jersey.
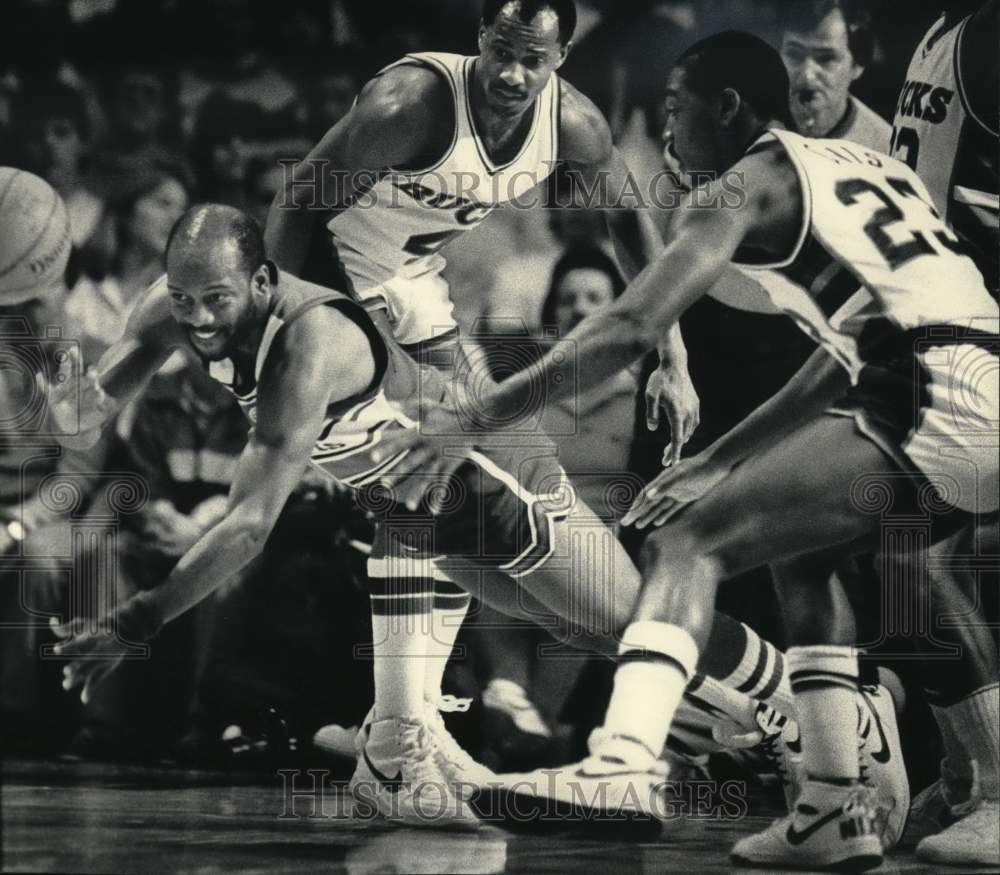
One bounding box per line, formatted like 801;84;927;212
277;295;390;405
734;135;812;272
385;56;461;176
954;15;999;136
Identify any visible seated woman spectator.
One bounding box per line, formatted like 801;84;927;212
7;80;106;252
472;247;638;770
65;156;193;363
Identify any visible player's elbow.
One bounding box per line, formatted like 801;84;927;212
231;512;274;555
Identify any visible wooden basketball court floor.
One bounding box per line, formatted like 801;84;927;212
2;758;994;874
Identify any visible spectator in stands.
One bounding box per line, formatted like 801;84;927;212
473;247;636;770
93;60;184;179
8;80;107;252
65;156;193;362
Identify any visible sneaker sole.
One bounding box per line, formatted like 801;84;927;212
467;783;663;840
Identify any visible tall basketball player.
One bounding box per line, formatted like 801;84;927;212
887;1;999;865
369;31;998;867
265;0;697;440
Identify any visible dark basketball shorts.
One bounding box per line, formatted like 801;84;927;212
362;446;575;581
828;326;999;521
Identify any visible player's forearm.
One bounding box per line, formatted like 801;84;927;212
482;308;655;425
606;207;661;282
704;349;850;468
482;245;709;423
138;512;270;630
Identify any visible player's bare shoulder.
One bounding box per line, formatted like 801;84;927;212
557;79;613;167
349;62;455;167
264;294;376;406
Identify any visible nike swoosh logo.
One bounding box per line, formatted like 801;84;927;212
786;808;844;846
861;692;891;764
363;748;403;794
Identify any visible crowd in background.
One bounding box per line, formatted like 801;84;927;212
0;0;970;784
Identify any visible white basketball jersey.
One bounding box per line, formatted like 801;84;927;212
889;12;998;291
737;130;998;379
326;52;561;295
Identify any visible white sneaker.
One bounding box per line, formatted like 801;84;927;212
429;695;497;794
480;730;668;836
916;799;1000;867
902;774;969;846
349;716;480;830
711;703;803;810
857;685;909;850
730;779;883;870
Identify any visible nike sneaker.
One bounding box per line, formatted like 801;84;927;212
429;695;497;795
471;729;667;838
353;699;496;796
917;799;1000;866
349;716;480;830
857;685;909;850
730;779;883;870
711;702;803;810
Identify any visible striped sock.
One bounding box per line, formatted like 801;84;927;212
789;645;861;781
602;622;700;761
368;561;434;721
424;579;472;703
947;683;1000;799
713;621;796;719
686;673;757;727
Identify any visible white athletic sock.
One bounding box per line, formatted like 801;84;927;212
368;554;434;721
424;580;471;704
601;621;699;761
718;622;796;718
788;645;861;781
946;683;1000;800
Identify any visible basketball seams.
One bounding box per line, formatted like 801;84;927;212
0;171;68;290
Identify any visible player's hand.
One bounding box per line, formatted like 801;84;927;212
42;346;115;443
621;454;730;529
645;360;700;466
52;595;162;705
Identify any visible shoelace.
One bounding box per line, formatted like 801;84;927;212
438;695;472;714
396;722;441;784
843;784;880;820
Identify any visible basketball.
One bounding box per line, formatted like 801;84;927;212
0;167;72;305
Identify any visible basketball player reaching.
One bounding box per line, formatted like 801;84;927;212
367;32;998;867
264;0;816;800
884;0;999;865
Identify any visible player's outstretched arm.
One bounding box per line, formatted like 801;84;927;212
47;276;183;449
483;148;796;425
622;345;851;528
264;66;447;273
559;81;699;461
54;306;375;702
